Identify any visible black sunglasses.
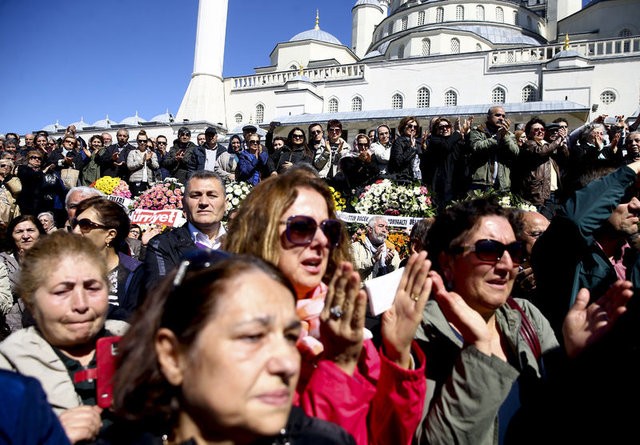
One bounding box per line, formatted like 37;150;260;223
451;239;526;265
70;218;109;234
280;215;342;248
173;249;233;287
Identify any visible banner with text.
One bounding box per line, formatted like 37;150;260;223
130;209;186;227
337;211;422;228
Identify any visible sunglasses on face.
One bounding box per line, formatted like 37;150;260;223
452;239;526;265
70;218;109;234
280;215;342;248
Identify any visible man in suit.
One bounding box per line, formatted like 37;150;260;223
97;128;134;180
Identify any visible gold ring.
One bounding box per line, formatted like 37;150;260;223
410;293;420;302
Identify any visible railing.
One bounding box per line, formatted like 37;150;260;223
231;64;366;90
489;36;640;66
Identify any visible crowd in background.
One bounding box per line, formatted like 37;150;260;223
0;108;639;444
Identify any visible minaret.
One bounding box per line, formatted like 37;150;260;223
176;0;228;127
352;0;388;59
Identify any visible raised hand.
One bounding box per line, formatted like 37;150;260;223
563;280;633;358
59;405;103;444
430;271;493;355
381;251;432;368
319;261;368;375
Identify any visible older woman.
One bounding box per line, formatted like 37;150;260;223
101;252;355;444
72;197;144;321
415;197;632;445
0;231;128;444
1;214;46;332
224;168;431;445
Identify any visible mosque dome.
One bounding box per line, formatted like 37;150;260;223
120;112;147;126
92;115;116;128
150;110;175;123
69;117;89;130
42;121;65;133
354;0;381;6
289;12;342;45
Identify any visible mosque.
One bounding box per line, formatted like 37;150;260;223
47;0;640;143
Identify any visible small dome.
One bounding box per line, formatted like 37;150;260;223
42;121;65;133
92;115;116;128
120;112;147;126
69;117;89;130
354;0;380;6
289;11;342;45
150;110;175;123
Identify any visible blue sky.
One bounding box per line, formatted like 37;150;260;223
0;0;590;136
0;0;351;135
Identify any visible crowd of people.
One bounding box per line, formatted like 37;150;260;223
0;107;639;444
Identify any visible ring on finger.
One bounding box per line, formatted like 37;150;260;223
410;293;420;302
330;305;344;319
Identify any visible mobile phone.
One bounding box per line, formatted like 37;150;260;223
96;336;121;408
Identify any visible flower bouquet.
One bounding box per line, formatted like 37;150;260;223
91;176;132;199
450;188;537;212
224;181;253;217
130;178;184;211
351;179;436;217
329;186;347;212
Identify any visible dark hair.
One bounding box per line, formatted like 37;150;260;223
426;198;517;274
409;217;435;254
398;116;419;134
5;215;46;252
327;119;342;131
524;117;546;137
185;170;225;195
74;197;130;252
89;135;104;146
111;254;295;431
286;127;313;158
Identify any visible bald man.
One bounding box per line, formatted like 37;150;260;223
513;210;549;300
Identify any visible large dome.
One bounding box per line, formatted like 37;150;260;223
290;28;342;45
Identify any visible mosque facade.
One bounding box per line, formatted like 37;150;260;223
50;0;640;142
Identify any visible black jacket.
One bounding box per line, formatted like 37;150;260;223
143;225;195;291
97;143;135;180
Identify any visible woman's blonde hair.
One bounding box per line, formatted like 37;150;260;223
224;168;352;281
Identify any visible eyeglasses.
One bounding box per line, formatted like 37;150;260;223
438;124;451;129
173;249;233;288
329;128;341;133
558;125;568;129
248;140;260;145
451;239;526;265
292;134;304;139
47;142;56;146
532;128;545;133
311;130;323;135
0;164;10;168
28;156;42;160
280;215;342;248
157;141;167;145
406;124;418;129
357;143;370;148
137;139;148;143
493;113;506;118
71;218;109;234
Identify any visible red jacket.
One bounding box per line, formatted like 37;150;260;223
296;339;426;445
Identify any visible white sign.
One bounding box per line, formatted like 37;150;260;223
337;211;422;228
130;209;186;227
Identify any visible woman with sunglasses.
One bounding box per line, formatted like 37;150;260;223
414;197;632;445
337;133;380;191
225;168;431;445
387;116;423;182
16;150;67;224
100;252;355;444
236;134;270;185
424;117;469;211
271;128;314;175
0;231;128;444
72;196;144;321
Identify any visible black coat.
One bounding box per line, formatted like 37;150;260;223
97;143;135;180
143;225;195;291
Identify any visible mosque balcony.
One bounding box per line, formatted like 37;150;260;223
230;64;366;90
489;36;640;67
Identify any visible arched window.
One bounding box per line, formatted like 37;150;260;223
492;87;506;104
513;11;518;25
398;44;405;58
619;28;633;37
522;85;537;102
445;90;458;106
352;96;363;111
417;87;430;108
418;11;425;26
451;38;460;54
526;16;532;29
476;5;485;20
255;104;264;124
476;43;482;51
436;7;444;23
234;113;243;123
496;7;504;23
401;16;408;30
392;93;404;109
387;22;394;35
422;38;431;56
289;64;298;71
600;90;616;105
328;98;339;113
456;5;464;20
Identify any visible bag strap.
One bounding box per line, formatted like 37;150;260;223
506;297;542;360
